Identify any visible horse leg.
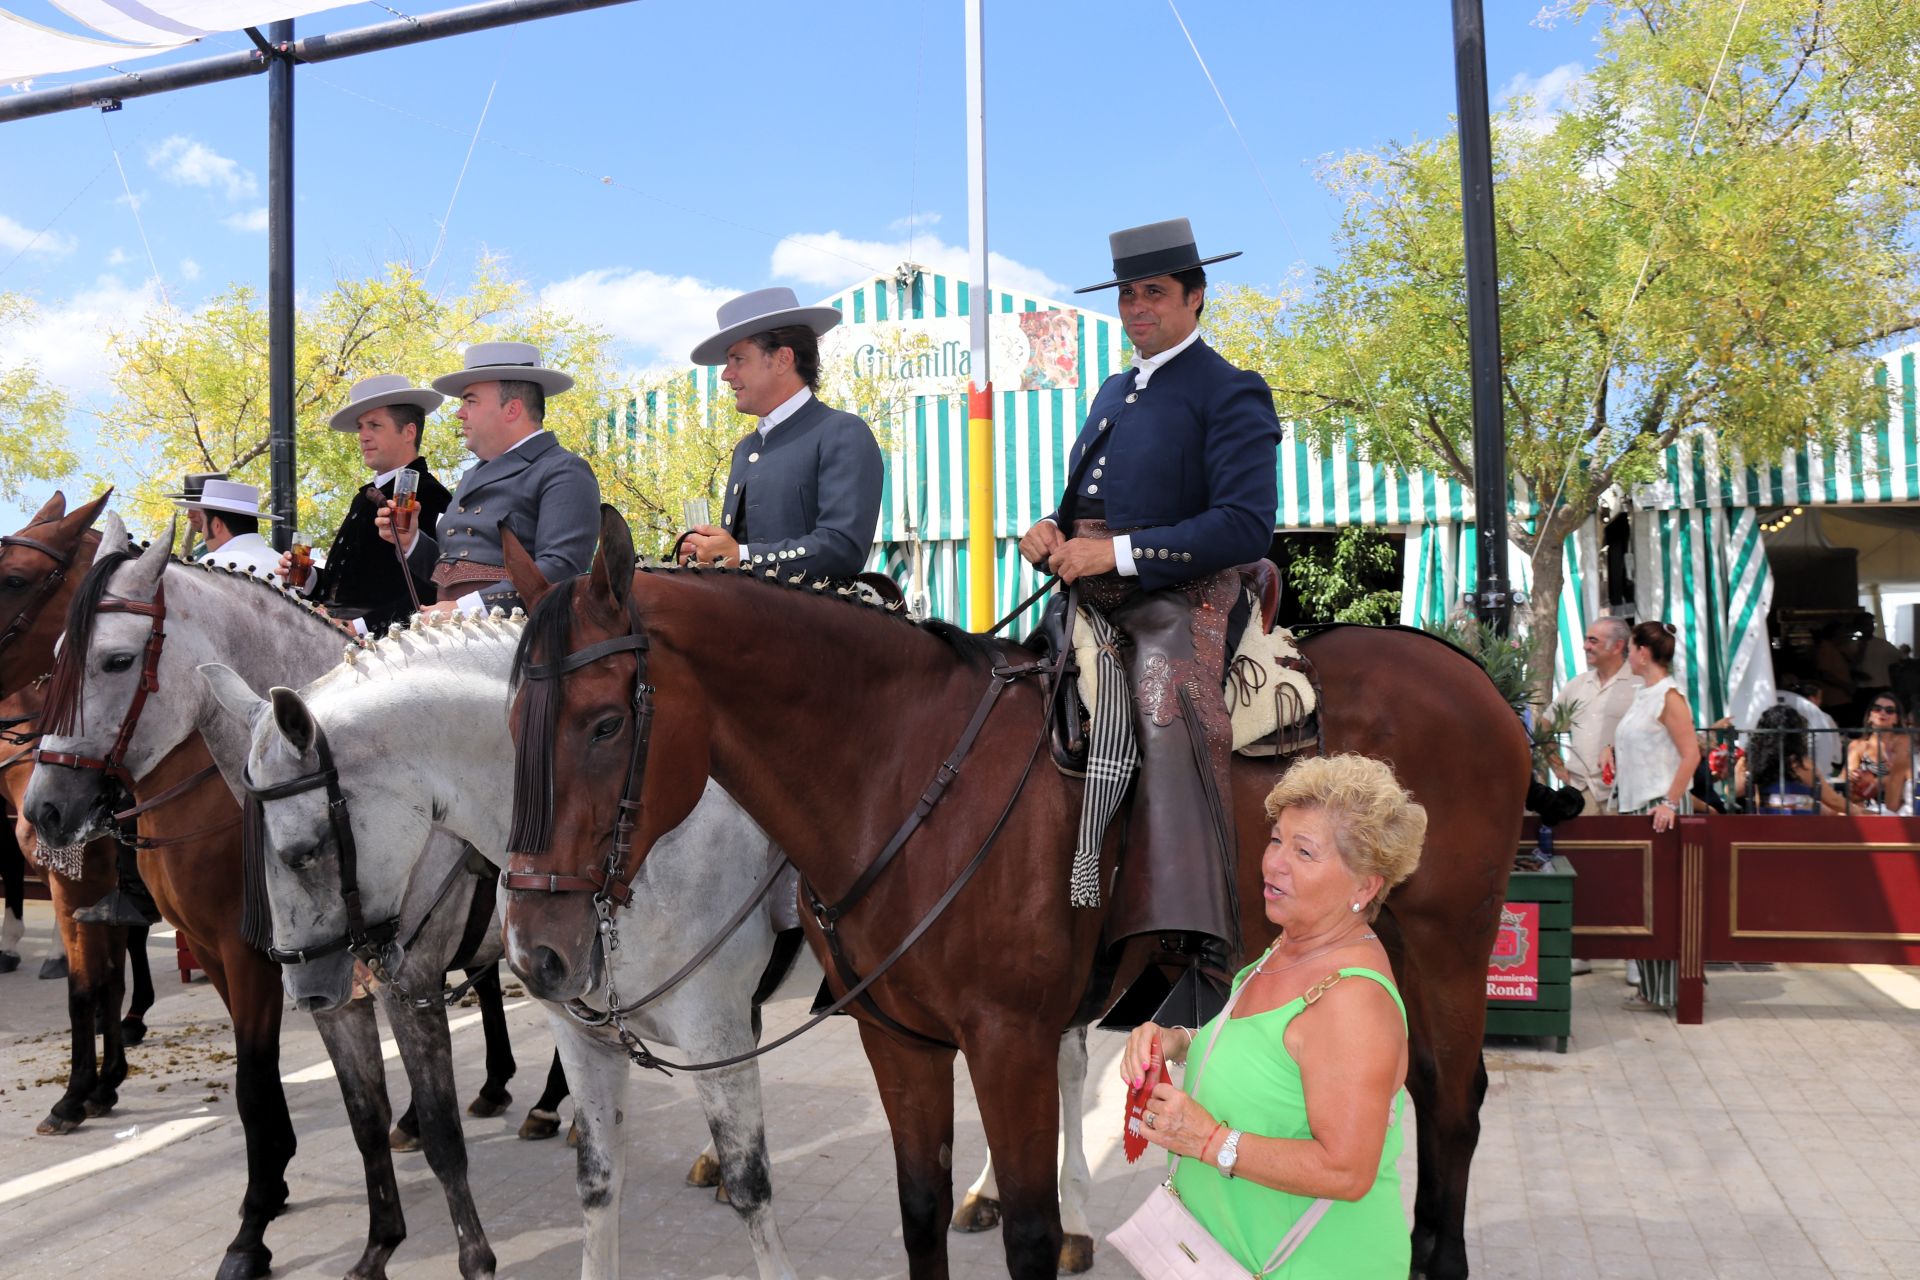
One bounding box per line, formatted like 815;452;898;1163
519;1049;570;1140
380;992;497;1279
122;923;154;1044
38;920;106;1135
312;997;408;1280
215;946;297;1280
861;1026;957;1279
465;963;516;1118
968;1035;1066;1280
86;924;130;1117
688;1057;793;1280
548;1019;628;1280
1054;1026;1094;1273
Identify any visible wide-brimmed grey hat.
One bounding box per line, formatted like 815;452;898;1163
431;342;575;397
174;478;280;522
690;287;842;366
329;374;446;433
164;471;227;502
1073;217;1241;293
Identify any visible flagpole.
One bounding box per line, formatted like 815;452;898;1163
964;0;995;630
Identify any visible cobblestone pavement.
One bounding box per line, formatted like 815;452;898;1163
2;902;1918;1278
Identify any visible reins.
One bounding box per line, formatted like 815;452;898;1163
113;762;242;850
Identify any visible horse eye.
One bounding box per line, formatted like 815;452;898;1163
1;576;26;591
103;654;137;674
591;716;624;742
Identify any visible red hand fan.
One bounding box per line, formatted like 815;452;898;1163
1123;1038;1169;1163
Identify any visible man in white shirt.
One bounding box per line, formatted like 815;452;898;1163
1548;615;1642;815
175;479;284;581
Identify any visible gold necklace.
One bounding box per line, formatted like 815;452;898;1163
1254;930;1377;977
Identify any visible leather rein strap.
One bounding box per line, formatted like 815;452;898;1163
0;533;74;659
113;762;240;850
241;724;398;965
34;581;167;786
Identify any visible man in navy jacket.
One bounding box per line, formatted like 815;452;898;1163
1020;218;1282;977
680;288;884;580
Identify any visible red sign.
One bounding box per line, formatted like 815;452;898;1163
1487;902;1540;1002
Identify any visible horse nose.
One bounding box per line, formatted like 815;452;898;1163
29;800;61;839
530;945;572;994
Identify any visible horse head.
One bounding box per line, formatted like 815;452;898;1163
0;488;112;695
499;505;713;1001
24;513;175;848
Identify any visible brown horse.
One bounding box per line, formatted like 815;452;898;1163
498;511;1528;1280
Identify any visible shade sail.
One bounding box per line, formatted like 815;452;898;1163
0;9;189;82
3;0;359;83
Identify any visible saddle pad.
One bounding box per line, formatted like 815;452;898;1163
1073;598;1316;755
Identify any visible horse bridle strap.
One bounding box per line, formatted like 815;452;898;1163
499;866;633;906
33;584;167;785
113;761;242;850
242;725;398;966
0;533;74;656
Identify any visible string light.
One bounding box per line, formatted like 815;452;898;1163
1759;505;1805;534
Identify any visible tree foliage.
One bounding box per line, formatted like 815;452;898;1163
1281;527;1401;625
1217;0;1920;702
0;293;76;502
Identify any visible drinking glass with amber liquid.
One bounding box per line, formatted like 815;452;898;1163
390;469;421;540
287;529;314;587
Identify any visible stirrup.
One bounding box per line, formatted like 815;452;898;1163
72;889;159;928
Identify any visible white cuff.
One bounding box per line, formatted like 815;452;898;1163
455;590;487;617
737;543;750;563
1113;534;1138;577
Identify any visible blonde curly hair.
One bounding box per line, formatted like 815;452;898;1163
1264;754;1426;921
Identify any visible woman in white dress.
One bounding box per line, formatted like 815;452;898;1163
1600;621;1700;1011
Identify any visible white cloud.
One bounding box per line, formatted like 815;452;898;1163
772;229;1066;300
2;275;167;399
1500;62;1585;137
112;190;146;213
539;267;739;363
179;258;200;281
222;207;268;233
106;247;130;266
887;211;942;233
148;135;258;201
0;214;76;258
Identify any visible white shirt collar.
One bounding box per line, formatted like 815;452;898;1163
373;464;407;488
502;429;548;456
1131;328;1202;389
759;387;813;437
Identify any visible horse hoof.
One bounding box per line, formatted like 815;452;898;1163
1058;1233;1094;1274
36;1112;82;1136
82;1096;115;1118
685;1150;723;1187
38;956;67;980
714;1182;732;1205
950;1192;1001;1232
466;1089;511;1119
0;951;18;974
121;1016;147;1046
565;1118;581;1147
215;1246;271;1280
388;1124;421;1153
517;1109;561;1141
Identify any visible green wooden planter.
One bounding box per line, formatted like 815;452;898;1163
1485;855;1575;1052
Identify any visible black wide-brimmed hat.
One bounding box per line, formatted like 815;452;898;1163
164;471;227;502
1073;217;1242;294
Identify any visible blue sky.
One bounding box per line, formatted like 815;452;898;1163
0;0;1601;528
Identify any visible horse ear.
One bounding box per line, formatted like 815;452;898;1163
589;504;634;610
99;511;131;554
59;489;113;539
27;491;65;523
500;521;552;609
268;686;318;756
123;516;176;596
200;663;267;728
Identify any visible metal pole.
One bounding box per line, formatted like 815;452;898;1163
963;0;995;631
267;20;295;551
1450;0;1512;633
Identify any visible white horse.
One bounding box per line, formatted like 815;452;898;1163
202;608;806;1280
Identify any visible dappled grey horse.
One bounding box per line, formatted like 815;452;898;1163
204;609;805;1279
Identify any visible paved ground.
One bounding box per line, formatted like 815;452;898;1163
2;901;1918;1278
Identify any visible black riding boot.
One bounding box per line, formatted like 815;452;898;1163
72;844;161;927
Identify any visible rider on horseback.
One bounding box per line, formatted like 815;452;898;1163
1019;218;1282;993
677;287;885;580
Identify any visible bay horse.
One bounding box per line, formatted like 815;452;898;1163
499;508;1528;1280
201;609;806;1279
0;491;158;1136
22;516;542;1279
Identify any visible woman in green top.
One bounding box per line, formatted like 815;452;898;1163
1120;754;1426;1277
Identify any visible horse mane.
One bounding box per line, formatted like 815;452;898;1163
40;546;137;736
309;611;526;696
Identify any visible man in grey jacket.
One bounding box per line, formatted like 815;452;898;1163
379;341;600;614
679;288;883;580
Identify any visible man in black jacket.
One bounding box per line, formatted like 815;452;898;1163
282;374;452;634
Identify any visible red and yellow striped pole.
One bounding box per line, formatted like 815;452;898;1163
967;381;995;630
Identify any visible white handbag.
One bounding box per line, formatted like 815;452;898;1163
1107;953;1332;1278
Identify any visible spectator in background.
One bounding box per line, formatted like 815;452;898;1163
1846;691;1912;812
1857;622;1903;690
1776;682;1842;781
1737;705;1847;815
1602;621;1700;1013
1547;616;1641;815
1812;620;1859;724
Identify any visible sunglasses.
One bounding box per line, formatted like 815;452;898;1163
1871;704;1899;713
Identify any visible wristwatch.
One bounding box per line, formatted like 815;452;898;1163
1216;1128;1243;1178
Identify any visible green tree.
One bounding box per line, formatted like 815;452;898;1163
97;258;618;539
1216;0;1920;703
0;293;76;501
1281;527;1402;624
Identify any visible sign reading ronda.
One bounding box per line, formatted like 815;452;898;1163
1487;901;1540;1002
820;311;1082;398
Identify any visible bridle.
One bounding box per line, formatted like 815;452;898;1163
34;580;167;787
0;532;75;663
239;721;398;968
500;614;653;914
